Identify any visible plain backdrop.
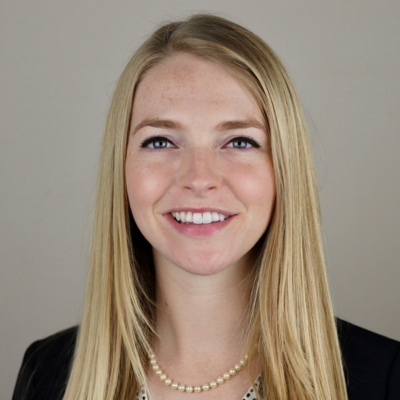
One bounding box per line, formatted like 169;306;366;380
1;1;399;398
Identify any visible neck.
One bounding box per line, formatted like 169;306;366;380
152;254;253;368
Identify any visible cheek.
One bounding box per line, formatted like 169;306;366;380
125;159;171;215
228;160;276;209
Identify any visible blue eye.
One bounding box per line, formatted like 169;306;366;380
141;136;174;149
226;137;260;149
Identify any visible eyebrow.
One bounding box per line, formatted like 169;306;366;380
132;118;266;135
132;118;183;135
215;119;266;133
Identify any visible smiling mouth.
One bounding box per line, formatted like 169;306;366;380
171;211;230;225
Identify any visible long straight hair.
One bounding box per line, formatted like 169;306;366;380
62;14;348;400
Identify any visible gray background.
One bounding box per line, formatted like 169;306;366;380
1;1;399;398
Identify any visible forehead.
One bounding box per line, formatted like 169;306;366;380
132;53;263;123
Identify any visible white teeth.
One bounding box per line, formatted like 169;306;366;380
193;213;202;224
212;212;219;222
172;211;229;224
180;211;186;223
202;212;212;224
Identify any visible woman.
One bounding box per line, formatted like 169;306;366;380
12;14;400;400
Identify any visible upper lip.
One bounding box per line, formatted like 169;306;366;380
164;208;235;216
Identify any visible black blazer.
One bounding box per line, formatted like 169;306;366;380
12;319;400;400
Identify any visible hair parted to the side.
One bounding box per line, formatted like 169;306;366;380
62;14;348;400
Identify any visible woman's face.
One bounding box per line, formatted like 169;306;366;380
126;53;275;276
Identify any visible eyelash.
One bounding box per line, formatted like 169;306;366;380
226;137;261;149
140;136;175;149
140;136;261;149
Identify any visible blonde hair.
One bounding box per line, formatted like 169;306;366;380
62;14;348;400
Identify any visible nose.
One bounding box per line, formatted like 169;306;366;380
177;147;221;195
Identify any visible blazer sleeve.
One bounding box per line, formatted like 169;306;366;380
338;319;400;400
387;343;400;399
12;327;77;400
12;340;40;400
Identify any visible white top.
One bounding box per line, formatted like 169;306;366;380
137;376;262;400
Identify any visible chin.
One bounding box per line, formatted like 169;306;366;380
180;264;229;277
172;252;242;277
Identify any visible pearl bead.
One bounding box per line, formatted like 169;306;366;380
149;350;248;393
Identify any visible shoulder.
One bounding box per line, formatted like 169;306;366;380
12;327;78;400
13;322;400;400
337;318;400;400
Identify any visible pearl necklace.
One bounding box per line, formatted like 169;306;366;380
149;352;248;394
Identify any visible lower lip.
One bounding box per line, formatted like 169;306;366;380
164;213;235;238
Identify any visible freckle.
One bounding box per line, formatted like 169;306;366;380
165;302;168;307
